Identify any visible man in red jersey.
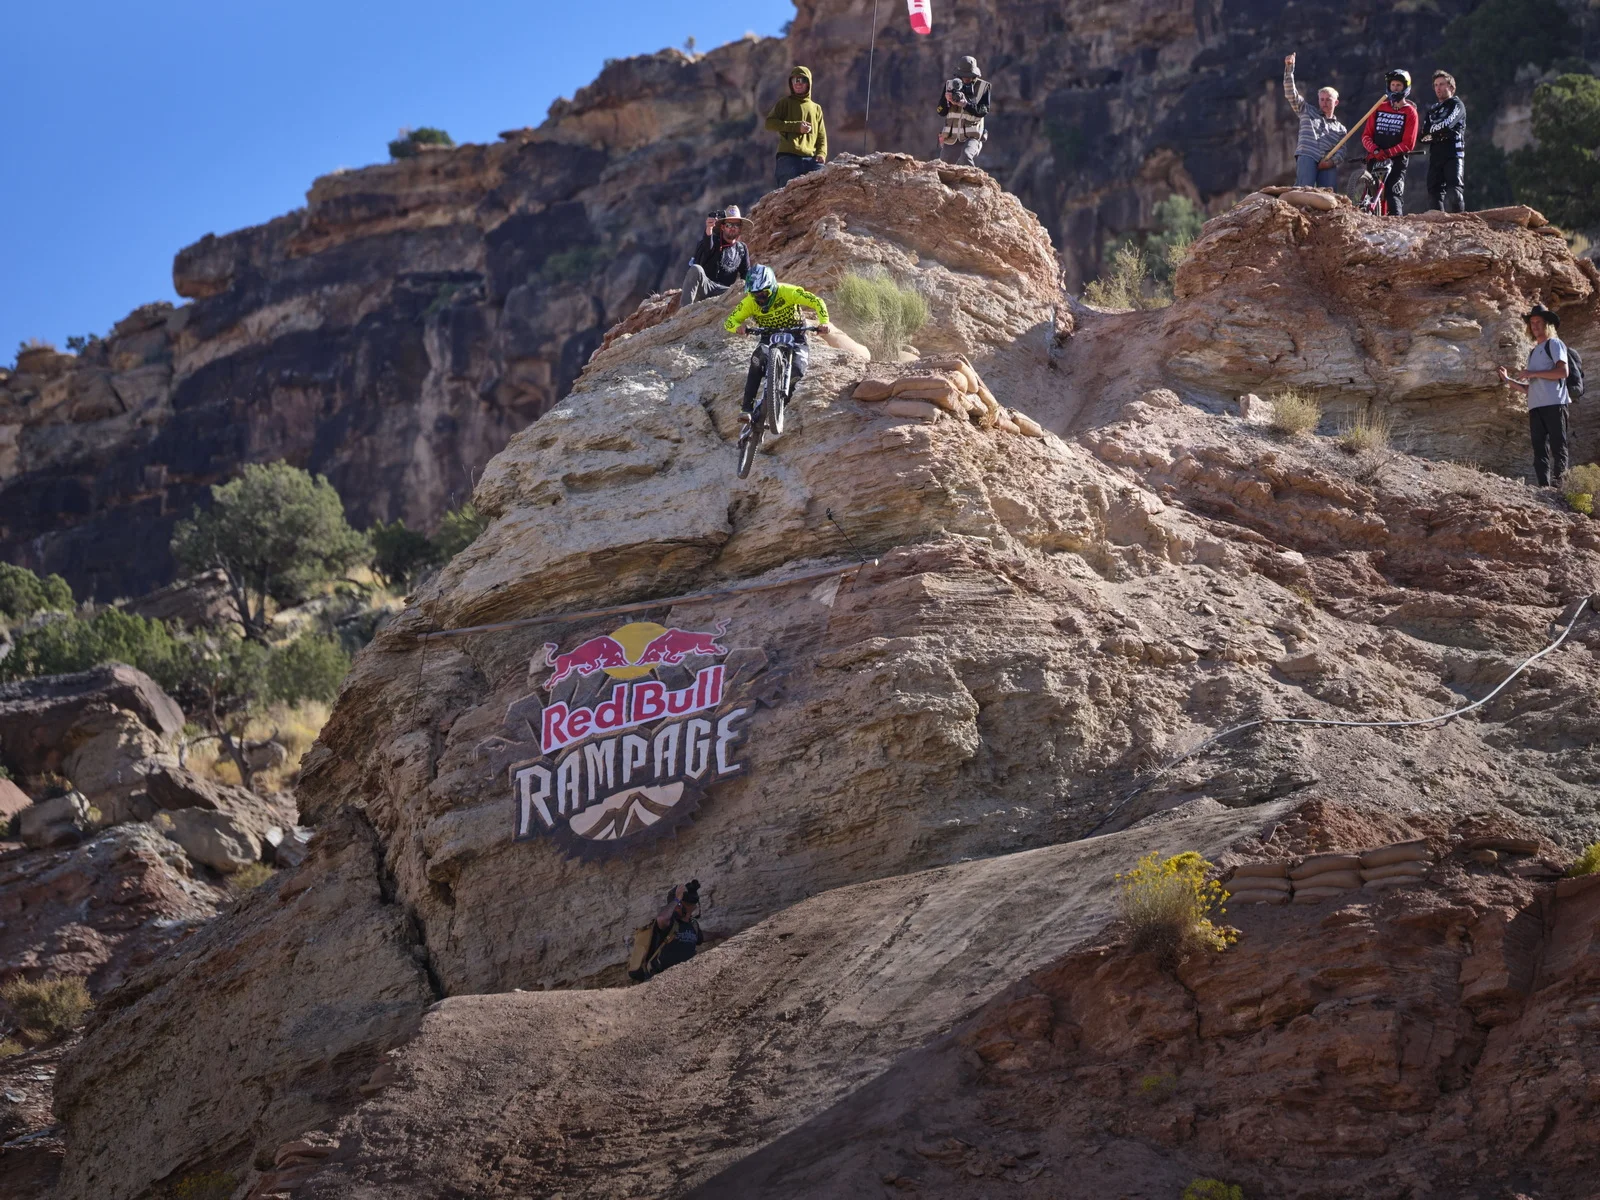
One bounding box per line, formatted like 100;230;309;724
1359;69;1420;214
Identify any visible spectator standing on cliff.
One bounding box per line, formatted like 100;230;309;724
1359;69;1420;215
1497;304;1574;488
680;207;750;308
766;66;828;189
1421;70;1467;212
1283;53;1347;188
937;57;991;166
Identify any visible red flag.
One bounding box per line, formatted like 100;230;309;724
907;0;932;35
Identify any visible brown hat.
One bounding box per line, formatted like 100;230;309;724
715;205;749;226
1525;303;1561;328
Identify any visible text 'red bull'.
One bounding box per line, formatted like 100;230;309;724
541;665;725;755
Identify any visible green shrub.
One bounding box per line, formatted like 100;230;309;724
1117;851;1236;965
388;126;454;160
0;1038;23;1058
542;245;608;283
172;461;369;643
1147;195;1204;285
1083;242;1155;310
832;268;929;360
0;975;92;1041
1565;465;1600;516
172;1171;237;1200
0;563;73;624
1569;493;1595;517
0;607;182;684
1337;408;1391;455
1269;389;1322;439
1509;74;1600;229
433;503;490;561
370;520;441;589
1568;843;1600;877
1182;1181;1244;1200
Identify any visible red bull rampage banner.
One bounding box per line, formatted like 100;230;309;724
491;620;753;857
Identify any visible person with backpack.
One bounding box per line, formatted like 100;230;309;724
766;66;828;189
1497;303;1583;487
680;206;750;308
1420;70;1467;212
626;879;704;981
1283;53;1347;188
1358;69;1420;214
937;57;991;166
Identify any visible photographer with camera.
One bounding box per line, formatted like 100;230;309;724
627;879;705;981
937;56;990;165
680;206;751;309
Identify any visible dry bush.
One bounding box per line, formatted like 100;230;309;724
1337;408;1392;454
1;975;91;1041
831;268;928;360
1083;243;1172;310
1269;388;1322;438
187;698;329;791
1183;1181;1244;1200
1569;842;1600;877
1566;462;1600;515
172;1172;237;1200
0;1038;22;1058
228;862;276;894
1116;850;1236;965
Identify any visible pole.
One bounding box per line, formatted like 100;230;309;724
863;0;881;155
1320;96;1383;170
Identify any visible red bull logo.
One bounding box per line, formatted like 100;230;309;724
503;618;752;857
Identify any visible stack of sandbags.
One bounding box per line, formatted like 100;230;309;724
1223;860;1291;905
850;354;1044;437
1289;852;1364;904
1360;839;1432;890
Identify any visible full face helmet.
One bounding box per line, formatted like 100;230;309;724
745;264;777;308
1385;68;1412;103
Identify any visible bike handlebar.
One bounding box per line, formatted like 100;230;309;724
741;322;822;335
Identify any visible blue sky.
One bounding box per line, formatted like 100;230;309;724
3;1;795;359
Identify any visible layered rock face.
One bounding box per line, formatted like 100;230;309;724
3;0;1510;599
48;158;1600;1198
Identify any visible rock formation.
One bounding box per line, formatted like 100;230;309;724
3;0;1544;600
43;157;1600;1200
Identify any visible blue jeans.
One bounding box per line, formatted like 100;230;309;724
1295;154;1337;188
775;154;823;188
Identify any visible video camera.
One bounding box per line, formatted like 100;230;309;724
944;78;966;101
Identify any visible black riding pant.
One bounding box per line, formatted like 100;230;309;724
743;342;809;412
1428;150;1465;213
1384;153;1410;215
1529;405;1570;486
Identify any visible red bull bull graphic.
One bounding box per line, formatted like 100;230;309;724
479;620;755;859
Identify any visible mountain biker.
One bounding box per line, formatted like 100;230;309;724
1360;69;1420;214
1421;70;1466;212
723;265;830;426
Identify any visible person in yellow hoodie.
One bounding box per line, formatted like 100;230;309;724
766;65;828;190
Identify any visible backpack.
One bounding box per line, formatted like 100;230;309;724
1541;338;1584;401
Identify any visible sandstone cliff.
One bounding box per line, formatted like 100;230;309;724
46;158;1600;1200
5;0;1545;599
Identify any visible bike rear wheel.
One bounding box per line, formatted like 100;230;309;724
737;399;763;479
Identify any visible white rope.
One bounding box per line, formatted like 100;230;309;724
1099;595;1593;828
863;0;881;155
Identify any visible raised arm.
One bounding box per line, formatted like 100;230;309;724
1283;55;1306;115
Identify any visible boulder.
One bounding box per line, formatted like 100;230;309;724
0;665;183;779
60;708;174;823
267;826;315;869
0;776;31;824
119;569;235;629
19;792;94;849
156;808;261;874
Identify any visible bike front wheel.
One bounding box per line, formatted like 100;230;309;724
767;354;787;435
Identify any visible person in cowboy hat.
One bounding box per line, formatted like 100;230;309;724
680;206;752;308
937;56;991;166
1497;303;1573;487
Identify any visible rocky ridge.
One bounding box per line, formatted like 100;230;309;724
4;0;1546;600
40;156;1600;1199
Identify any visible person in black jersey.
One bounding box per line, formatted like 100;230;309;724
1422;70;1467;212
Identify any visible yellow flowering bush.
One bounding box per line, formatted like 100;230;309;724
1116;850;1237;963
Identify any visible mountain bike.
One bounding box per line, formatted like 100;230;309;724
1351;158;1393;215
736;323;815;479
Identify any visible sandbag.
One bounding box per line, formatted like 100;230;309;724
1292;886;1353;904
1013;412;1044;438
1363;875;1426;891
1226;875;1289;893
974;381;1000;428
964;394;987;418
1227;889;1289;905
1230;861;1290;880
1280;188;1338;212
918;357;979;393
1292;869;1362;892
884;398;943;422
1360;839;1431;868
853;378;894;402
894;384;965;413
1361;862;1428;883
1289;853;1363;880
891;372;960;397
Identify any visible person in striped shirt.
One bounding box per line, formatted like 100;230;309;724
1284;53;1348;188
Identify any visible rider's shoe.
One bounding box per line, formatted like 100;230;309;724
739;411;753;425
